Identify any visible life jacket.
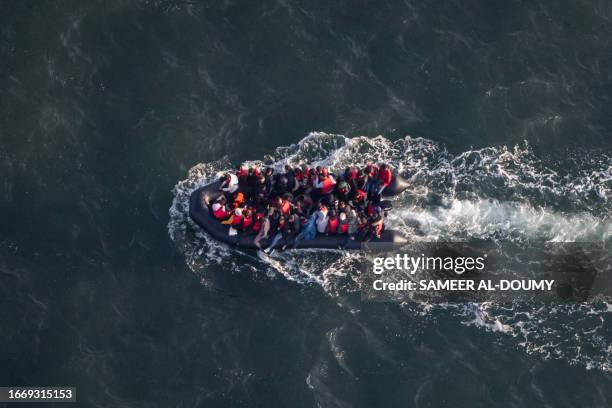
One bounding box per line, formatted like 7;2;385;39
319;176;336;194
367;203;375;217
280;200;292;215
252;166;261;177
213;208;229;220
378;168;392;186
327;217;339;233
348;168;359;182
339;221;349;234
242;215;253;229
231;214;244;226
367;163;379;178
236;166;248;183
355;189;367;202
233;192;245;208
371;220;384;237
252;213;264;232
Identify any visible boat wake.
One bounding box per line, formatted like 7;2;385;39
168;132;612;372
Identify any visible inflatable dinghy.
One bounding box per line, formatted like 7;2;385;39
189;175;410;250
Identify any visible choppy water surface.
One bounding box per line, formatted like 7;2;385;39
2;0;612;406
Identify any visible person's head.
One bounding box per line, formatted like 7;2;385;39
329;209;337;218
225;173;232;181
380;163;388;171
284;164;291;172
265;167;273;176
339;201;347;210
339;212;347;221
243;208;251;216
258;176;266;184
320;167;329;177
218;195;226;204
234;208;242;217
338;181;349;192
267;207;276;216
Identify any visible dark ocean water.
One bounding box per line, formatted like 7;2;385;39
1;1;612;407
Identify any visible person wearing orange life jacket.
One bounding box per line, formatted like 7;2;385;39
314;168;336;203
211;196;231;220
326;209;339;235
232;191;245;208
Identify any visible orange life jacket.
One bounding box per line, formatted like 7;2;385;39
320;176;336;194
233;192;245;208
280;200;291;215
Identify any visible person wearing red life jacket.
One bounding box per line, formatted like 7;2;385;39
211;196;231;220
365;162;379;179
374;163;393;196
369;207;385;240
222;208;244;229
236;165;248;185
241;208;253;231
338;212;349;234
252;212;264;233
326;209;339;235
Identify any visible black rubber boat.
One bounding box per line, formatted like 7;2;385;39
189;175;410;250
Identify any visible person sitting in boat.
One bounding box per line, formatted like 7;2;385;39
211;196;231;220
356;214;370;241
236;165;248;185
377;164;393;194
263;212;287;254
221;207;244;231
313;167;336;202
326;209;339;235
220;172;239;194
280;211;302;250
338;212;349;235
369;207;385;240
315;203;329;234
232;191;245;208
253;207;274;249
336;181;351;202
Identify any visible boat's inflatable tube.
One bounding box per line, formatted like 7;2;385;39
189;175;410;250
382;174;409;197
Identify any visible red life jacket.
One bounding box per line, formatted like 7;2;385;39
371;221;384;237
348;168;358;182
320;176;336;194
231;215;244;226
213;206;230;220
236;166;248;178
367;203;375;216
339;222;349;234
242;215;253;229
252;214;263;232
378;168;392;186
327;217;339;233
355;189;367;202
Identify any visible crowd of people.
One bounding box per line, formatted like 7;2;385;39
207;162;395;253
